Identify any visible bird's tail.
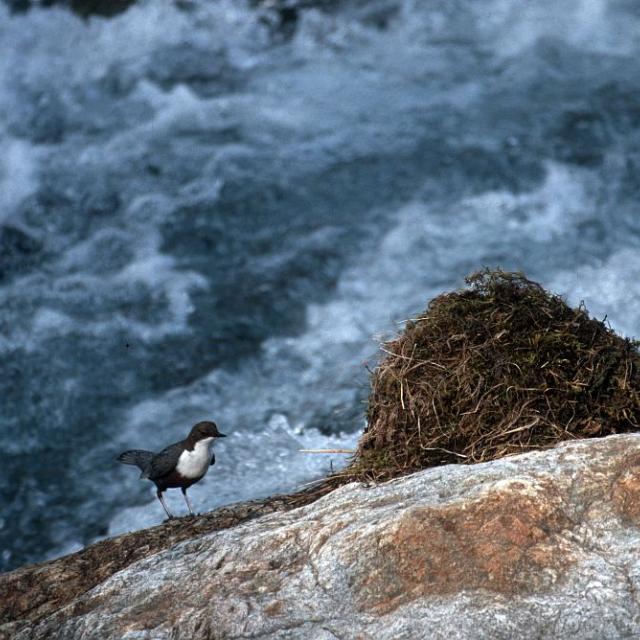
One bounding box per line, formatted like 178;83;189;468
117;449;154;474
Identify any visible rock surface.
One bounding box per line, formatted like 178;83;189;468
5;434;640;639
0;488;330;633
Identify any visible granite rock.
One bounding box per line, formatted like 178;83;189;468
4;434;640;639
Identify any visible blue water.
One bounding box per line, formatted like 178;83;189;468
1;0;640;572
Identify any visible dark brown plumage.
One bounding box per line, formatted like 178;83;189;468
117;421;226;519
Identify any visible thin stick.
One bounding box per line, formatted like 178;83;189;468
299;449;355;454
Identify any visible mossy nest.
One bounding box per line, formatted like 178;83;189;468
347;269;640;482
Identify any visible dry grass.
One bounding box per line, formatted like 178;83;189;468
341;269;640;482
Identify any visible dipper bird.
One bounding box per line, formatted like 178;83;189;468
117;420;226;519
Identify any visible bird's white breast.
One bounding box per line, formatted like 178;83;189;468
176;437;214;479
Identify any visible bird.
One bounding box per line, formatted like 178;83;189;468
117;420;226;519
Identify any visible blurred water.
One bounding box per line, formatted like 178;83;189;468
1;0;640;571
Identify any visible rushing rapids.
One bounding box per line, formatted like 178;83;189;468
1;0;640;571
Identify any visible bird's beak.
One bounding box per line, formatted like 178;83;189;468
217;433;227;438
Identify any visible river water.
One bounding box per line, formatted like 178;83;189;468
1;0;640;571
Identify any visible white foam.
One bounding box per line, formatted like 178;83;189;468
551;249;640;339
0;138;38;221
32;308;74;334
456;162;592;243
396;0;640;58
0;217;208;352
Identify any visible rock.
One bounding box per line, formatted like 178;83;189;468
0;488;329;635
4;434;640;639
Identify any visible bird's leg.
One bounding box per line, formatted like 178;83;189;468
181;487;194;516
157;490;174;519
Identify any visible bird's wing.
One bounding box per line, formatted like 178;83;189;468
209;451;216;467
145;442;185;480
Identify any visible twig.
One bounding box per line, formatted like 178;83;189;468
299;449;355;454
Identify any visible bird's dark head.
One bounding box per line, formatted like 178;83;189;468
189;421;226;442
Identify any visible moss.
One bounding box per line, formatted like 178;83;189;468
342;269;640;482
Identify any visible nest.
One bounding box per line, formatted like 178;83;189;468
346;269;640;482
